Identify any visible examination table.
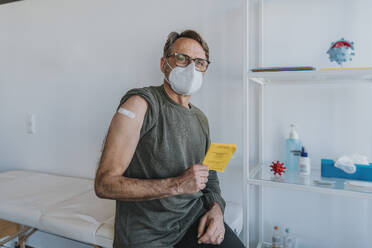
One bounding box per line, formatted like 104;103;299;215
0;170;242;248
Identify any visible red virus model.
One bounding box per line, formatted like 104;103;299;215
270;161;286;176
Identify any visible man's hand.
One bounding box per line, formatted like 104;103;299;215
175;164;209;194
197;202;225;245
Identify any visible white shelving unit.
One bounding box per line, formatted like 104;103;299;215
249;163;372;200
257;241;273;248
245;70;372;247
242;1;372;247
248;69;372;85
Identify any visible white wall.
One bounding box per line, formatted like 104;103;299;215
251;0;372;247
262;0;372;68
0;0;245;247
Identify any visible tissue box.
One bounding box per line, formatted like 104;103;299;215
321;159;372;182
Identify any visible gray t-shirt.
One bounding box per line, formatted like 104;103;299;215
113;85;225;248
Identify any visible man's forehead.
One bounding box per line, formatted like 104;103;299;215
172;38;206;59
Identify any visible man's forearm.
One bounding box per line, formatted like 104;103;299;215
95;175;180;201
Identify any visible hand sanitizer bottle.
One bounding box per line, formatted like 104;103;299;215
272;226;281;248
285;124;302;172
283;228;296;248
298;146;311;175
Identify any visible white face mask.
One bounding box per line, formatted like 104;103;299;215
165;61;203;96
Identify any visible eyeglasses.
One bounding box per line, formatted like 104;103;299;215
167;53;210;72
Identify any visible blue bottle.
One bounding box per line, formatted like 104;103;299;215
285;124;302;172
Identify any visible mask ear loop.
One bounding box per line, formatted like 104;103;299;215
165;58;174;70
164;58;174;84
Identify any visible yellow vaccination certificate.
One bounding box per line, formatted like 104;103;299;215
202;143;237;172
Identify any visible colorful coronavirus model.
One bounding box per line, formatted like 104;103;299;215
327;38;355;66
270;161;286;176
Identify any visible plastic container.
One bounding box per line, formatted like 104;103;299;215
321;159;372;182
283;228;296;248
298;146;311;175
272;226;281;248
285;124;302;172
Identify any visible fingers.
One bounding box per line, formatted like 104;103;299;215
198;182;207;191
197;217;226;245
198;175;208;190
204;228;224;245
197;216;207;239
197;176;208;184
190;164;209;178
198;171;209;178
177;164;209;194
213;227;225;244
211;228;220;244
198;219;217;244
191;164;209;191
192;164;209;172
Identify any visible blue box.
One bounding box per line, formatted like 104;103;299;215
321;159;372;182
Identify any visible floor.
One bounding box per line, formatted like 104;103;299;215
0;220;19;247
0;219;94;248
0;219;19;239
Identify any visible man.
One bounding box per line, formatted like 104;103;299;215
95;30;245;248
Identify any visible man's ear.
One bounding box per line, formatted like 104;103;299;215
160;57;166;73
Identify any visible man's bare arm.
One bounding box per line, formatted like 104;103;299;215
94;95;208;201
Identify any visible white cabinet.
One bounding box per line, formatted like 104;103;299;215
242;1;372;247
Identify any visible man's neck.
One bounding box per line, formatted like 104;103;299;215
163;82;191;109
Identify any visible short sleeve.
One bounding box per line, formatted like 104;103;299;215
116;87;159;138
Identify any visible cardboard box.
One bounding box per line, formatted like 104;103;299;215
321;159;372;182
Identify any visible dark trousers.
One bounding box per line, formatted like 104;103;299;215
174;217;246;248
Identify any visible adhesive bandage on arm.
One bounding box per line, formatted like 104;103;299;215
118;107;136;119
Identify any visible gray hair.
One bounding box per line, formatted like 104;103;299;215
163;30;209;60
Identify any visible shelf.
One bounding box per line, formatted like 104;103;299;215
248;69;372;85
256;242;273;248
257;242;300;248
247;163;372;200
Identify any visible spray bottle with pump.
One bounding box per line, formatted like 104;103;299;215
285;124;302;172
